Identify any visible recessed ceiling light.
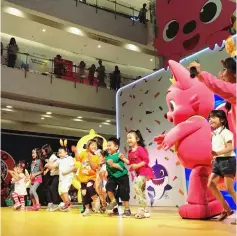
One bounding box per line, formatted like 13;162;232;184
103;122;110;125
125;44;140;52
2;108;13;112
99;125;102;128
42;115;52;118
42;29;46;32
98;44;101;48
73;119;83;122
6;105;13;109
150;58;153;62
41;117;45;120
67;27;85;36
106;120;111;122
77;116;82;119
46;112;52;115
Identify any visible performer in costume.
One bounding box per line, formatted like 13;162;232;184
154;60;223;219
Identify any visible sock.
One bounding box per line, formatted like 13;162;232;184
19;196;25;209
12;192;20;205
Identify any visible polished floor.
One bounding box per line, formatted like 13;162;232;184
1;207;236;236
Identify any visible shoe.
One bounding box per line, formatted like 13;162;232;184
122;208;132;218
27;205;39;211
81;206;86;214
82;209;91;216
20;207;26;211
60;202;71;212
46;203;53;212
135;208;149;219
107;201;118;212
231;219;237;225
13;203;21;210
35;204;41;210
50;204;60;212
218;210;234;221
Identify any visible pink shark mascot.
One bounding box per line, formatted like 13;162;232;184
154;60;222;219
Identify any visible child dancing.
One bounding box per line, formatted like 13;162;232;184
207;110;236;221
46;146;75;211
28;148;43;211
94;136;108;212
105;137;131;217
9;164;27;210
77;139;100;216
120;130;154;219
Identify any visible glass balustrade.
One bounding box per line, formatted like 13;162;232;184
1;49;136;90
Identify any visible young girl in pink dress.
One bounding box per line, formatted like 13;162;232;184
120;130;155;219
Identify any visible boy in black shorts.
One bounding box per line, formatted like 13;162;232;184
105;137;131;217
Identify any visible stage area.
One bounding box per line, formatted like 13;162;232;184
1;207;236;236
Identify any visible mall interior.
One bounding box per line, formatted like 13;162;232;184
1;0;236;236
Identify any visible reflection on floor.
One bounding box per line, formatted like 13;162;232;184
1;207;236;236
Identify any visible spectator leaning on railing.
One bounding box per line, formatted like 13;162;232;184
7;37;19;68
97;60;106;87
138;3;148;24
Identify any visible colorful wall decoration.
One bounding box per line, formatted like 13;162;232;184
117;37;235;207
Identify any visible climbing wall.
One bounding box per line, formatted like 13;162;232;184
117;42;230;206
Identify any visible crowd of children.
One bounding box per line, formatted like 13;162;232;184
8;118;236;221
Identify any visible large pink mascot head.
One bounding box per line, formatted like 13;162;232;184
155;60;223;219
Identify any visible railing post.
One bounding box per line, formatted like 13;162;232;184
132;8;135;25
76;0;78;7
96;0;98;13
51;58;53;84
25;53;29;78
115;0;117;19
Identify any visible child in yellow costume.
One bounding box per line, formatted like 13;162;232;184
77;139;100;216
71;129;107;206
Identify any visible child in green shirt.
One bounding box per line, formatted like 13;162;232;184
106;137;131;217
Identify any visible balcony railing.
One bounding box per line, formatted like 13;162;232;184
1;49;136;90
74;0;150;25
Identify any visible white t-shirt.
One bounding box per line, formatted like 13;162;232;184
212;126;235;157
14;173;27;196
48;154;59;176
56;156;74;182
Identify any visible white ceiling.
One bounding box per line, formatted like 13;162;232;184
1;98;116;136
1;12;156;77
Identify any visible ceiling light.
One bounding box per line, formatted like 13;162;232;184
99;125;102;128
150;58;153;62
46;112;52;115
77;116;82;119
6;105;13;109
2;108;13;112
41;117;45;120
4;7;25;18
103;122;110;125
42;115;52;118
73;119;83;122
124;44;140;52
42;29;46;32
106;120;111;122
67;27;85;36
98;44;101;48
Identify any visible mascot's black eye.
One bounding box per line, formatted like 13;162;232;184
83;144;86;149
163;20;179;42
200;0;222;24
160;170;164;177
169;100;176;111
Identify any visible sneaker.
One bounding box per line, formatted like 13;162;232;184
107;201;118;212
13;203;21;210
35;204;41;210
122;208;132;218
60;202;71;212
27;205;38;211
50;204;60;212
20;207;26;211
144;209;150;218
46;203;53;212
135;208;146;219
82;208;91;216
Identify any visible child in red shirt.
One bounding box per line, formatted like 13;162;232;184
120;130;155;219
